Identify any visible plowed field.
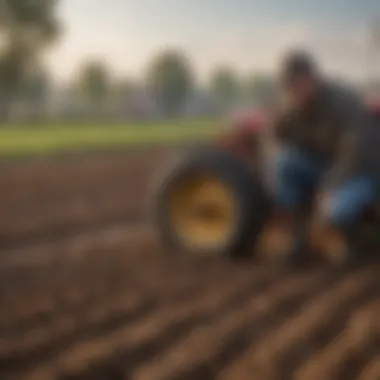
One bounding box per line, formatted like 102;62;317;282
0;147;379;380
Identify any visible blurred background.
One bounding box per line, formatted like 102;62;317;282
0;0;380;155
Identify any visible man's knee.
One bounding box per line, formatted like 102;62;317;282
324;178;376;229
327;199;358;229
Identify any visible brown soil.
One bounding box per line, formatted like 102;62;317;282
0;147;379;380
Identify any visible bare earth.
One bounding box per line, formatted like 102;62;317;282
0;147;379;380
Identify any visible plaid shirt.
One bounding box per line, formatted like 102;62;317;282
268;81;380;191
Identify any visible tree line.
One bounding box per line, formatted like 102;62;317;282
71;52;277;116
0;0;279;122
3;1;374;122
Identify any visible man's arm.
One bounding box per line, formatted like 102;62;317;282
321;90;369;192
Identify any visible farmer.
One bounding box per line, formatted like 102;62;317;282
270;49;380;263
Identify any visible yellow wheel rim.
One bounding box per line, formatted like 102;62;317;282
168;172;236;250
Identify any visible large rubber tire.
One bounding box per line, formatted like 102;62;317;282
153;146;270;259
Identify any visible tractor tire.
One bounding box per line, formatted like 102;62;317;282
153;146;270;259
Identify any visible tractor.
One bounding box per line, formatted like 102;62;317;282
153;102;380;264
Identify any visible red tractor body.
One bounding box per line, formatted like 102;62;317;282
217;100;380;160
215;108;268;161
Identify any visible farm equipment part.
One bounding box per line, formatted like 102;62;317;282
153;106;380;264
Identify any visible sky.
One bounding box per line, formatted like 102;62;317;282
46;0;380;84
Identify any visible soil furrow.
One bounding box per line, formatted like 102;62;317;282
4;267;280;379
218;266;377;380
1;147;378;380
132;269;333;380
292;299;380;380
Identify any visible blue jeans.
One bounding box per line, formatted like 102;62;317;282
274;148;377;229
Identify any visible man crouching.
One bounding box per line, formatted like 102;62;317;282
269;49;380;265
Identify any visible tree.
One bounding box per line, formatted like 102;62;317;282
0;0;60;119
209;66;240;108
245;73;276;107
21;67;51;103
146;49;194;117
76;60;111;106
0;0;60;43
14;66;52;121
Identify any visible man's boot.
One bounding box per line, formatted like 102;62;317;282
273;209;310;266
323;225;361;267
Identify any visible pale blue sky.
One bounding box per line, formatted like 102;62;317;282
47;0;380;83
